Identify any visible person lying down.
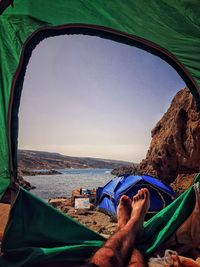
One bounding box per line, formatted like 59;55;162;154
82;188;200;267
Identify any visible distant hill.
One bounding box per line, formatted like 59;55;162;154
18;150;134;173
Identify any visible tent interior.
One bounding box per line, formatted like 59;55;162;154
0;1;200;266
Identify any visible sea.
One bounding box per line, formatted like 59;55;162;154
25;168;114;201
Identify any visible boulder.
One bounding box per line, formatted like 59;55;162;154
17;175;36;190
111;165;137;176
137;88;200;183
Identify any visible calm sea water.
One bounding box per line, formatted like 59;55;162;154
25;168;114;201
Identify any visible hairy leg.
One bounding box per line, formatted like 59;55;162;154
128;248;147;267
89;189;150;267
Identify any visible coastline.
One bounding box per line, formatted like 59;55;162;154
19;169;62;176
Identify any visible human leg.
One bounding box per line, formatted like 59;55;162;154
89;189;150;267
128;248;147;267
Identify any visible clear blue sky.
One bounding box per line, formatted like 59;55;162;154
19;35;185;163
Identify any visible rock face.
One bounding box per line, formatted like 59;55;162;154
137;88;200;183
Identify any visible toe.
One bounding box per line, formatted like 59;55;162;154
138;189;143;199
133;195;137;202
119;195;126;204
120;195;131;206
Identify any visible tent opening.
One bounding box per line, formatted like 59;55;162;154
16;34;188;224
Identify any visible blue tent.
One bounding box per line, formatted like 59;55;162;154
97;175;177;218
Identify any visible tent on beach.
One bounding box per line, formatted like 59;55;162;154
0;1;200;266
96;175;177;218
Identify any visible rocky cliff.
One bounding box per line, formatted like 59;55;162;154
137;88;200;183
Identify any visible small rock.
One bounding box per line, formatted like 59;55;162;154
89;204;95;210
109;216;117;223
61;206;69;213
102;229;112;235
75;209;90;215
107;223;117;228
98;227;106;233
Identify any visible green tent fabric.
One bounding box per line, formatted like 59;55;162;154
0;1;200;266
1;187;105;266
0;175;199;266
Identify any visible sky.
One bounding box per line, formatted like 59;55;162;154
19;35;185;163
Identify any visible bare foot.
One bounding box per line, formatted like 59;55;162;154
117;195;132;229
129;188;150;236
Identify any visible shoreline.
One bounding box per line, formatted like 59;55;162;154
19;169;62;176
20;167;113;177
